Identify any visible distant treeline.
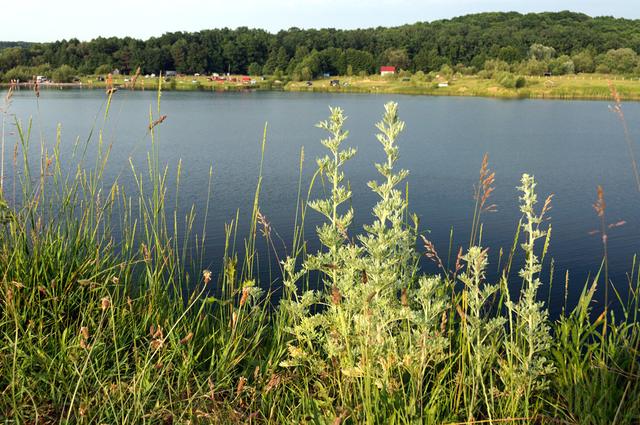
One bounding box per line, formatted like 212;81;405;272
2;11;640;82
0;42;32;50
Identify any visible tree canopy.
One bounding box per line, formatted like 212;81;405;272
1;11;640;81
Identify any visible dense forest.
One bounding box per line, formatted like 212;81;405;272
2;11;640;82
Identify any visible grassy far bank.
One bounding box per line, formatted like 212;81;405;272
4;72;640;101
0;82;639;424
79;74;279;91
286;73;640;100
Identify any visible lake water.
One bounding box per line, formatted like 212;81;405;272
2;88;640;315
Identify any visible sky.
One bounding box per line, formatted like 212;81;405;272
2;0;639;42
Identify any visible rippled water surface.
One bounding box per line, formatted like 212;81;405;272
3;88;640;314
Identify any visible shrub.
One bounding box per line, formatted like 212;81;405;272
247;62;262;76
411;70;426;82
484;59;510;73
456;63;476;75
398;69;412;79
478;69;492;79
1;66;28;82
496;71;517;88
94;64;112;75
439;63;454;78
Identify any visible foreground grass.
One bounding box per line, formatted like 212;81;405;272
0;86;639;424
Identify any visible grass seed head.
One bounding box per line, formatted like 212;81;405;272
202;269;212;284
100;297;111;311
180;332;194;345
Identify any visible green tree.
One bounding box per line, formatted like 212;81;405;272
247;62;262;76
484;59;510;73
51;64;76;83
413;47;447;72
529;43;556;61
517;59;547;76
498;46;523;62
342;49;375;75
549;55;575;75
380;48;410;70
170;39;188;73
0;47;26;72
571;50;595;73
294;50;322;79
599;48;638;74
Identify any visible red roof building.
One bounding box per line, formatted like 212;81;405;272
380;66;396;75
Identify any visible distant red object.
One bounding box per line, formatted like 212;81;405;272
380;66;396;73
241;76;251;81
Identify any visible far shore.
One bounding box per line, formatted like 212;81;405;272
2;73;639;101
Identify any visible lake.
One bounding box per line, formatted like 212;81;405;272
2;88;640;315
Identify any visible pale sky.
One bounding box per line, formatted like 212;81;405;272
3;0;638;42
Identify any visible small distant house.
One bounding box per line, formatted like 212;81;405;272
112;69;120;76
330;79;340;87
380;66;396;76
36;75;47;83
543;71;552;77
165;70;177;77
241;76;252;84
438;82;449;88
323;72;331;78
